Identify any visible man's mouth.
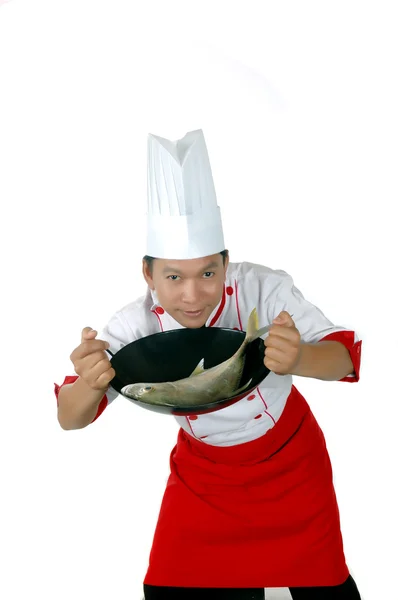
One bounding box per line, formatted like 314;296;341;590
183;309;204;318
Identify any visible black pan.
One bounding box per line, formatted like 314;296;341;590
105;327;270;416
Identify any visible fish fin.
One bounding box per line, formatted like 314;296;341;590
233;378;253;395
190;358;205;377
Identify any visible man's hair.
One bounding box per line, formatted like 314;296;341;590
143;250;229;275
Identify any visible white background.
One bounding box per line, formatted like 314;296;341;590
1;1;397;599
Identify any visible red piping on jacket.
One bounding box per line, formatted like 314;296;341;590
234;280;243;331
152;310;164;332
257;387;276;425
209;285;226;328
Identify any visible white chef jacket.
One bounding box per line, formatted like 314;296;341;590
88;261;360;447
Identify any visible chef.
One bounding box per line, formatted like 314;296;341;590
55;129;363;600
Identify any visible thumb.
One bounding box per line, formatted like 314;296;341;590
81;327;97;343
273;311;294;326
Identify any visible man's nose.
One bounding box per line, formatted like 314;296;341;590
181;280;200;304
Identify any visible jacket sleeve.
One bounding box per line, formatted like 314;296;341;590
267;270;362;382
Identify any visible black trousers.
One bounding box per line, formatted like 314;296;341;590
143;574;361;599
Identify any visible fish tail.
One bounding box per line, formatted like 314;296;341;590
245;308;271;344
245;307;260;343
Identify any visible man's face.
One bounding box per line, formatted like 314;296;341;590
143;253;229;328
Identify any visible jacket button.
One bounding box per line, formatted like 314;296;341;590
226;286;234;295
247;395;256;401
254;414;262;419
189;415;198;420
156;307;165;314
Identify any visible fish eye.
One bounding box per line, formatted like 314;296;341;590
144;386;152;391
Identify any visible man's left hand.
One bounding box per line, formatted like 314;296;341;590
263;311;302;376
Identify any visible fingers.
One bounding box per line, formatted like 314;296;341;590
86;358;116;390
72;331;110;361
264;322;301;375
264;326;300;346
264;346;287;363
68;327;115;392
264;344;296;375
79;349;111;372
264;358;285;375
74;350;115;390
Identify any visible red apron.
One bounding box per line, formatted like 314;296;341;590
143;386;349;588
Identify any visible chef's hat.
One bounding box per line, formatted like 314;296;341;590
146;129;225;259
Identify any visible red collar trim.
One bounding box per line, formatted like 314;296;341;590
208;285;226;327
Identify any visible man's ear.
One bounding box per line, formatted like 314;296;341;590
142;259;155;290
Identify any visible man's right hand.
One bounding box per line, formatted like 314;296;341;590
70;327;116;391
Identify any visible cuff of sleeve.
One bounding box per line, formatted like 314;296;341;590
318;330;362;382
54;375;108;422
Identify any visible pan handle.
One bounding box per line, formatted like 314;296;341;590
105;348;115;358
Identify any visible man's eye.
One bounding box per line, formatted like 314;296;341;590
203;272;214;278
168;275;180;281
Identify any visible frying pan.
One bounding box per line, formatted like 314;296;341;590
105;326;270;416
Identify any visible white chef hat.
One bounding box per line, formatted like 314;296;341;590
146;129;225;259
